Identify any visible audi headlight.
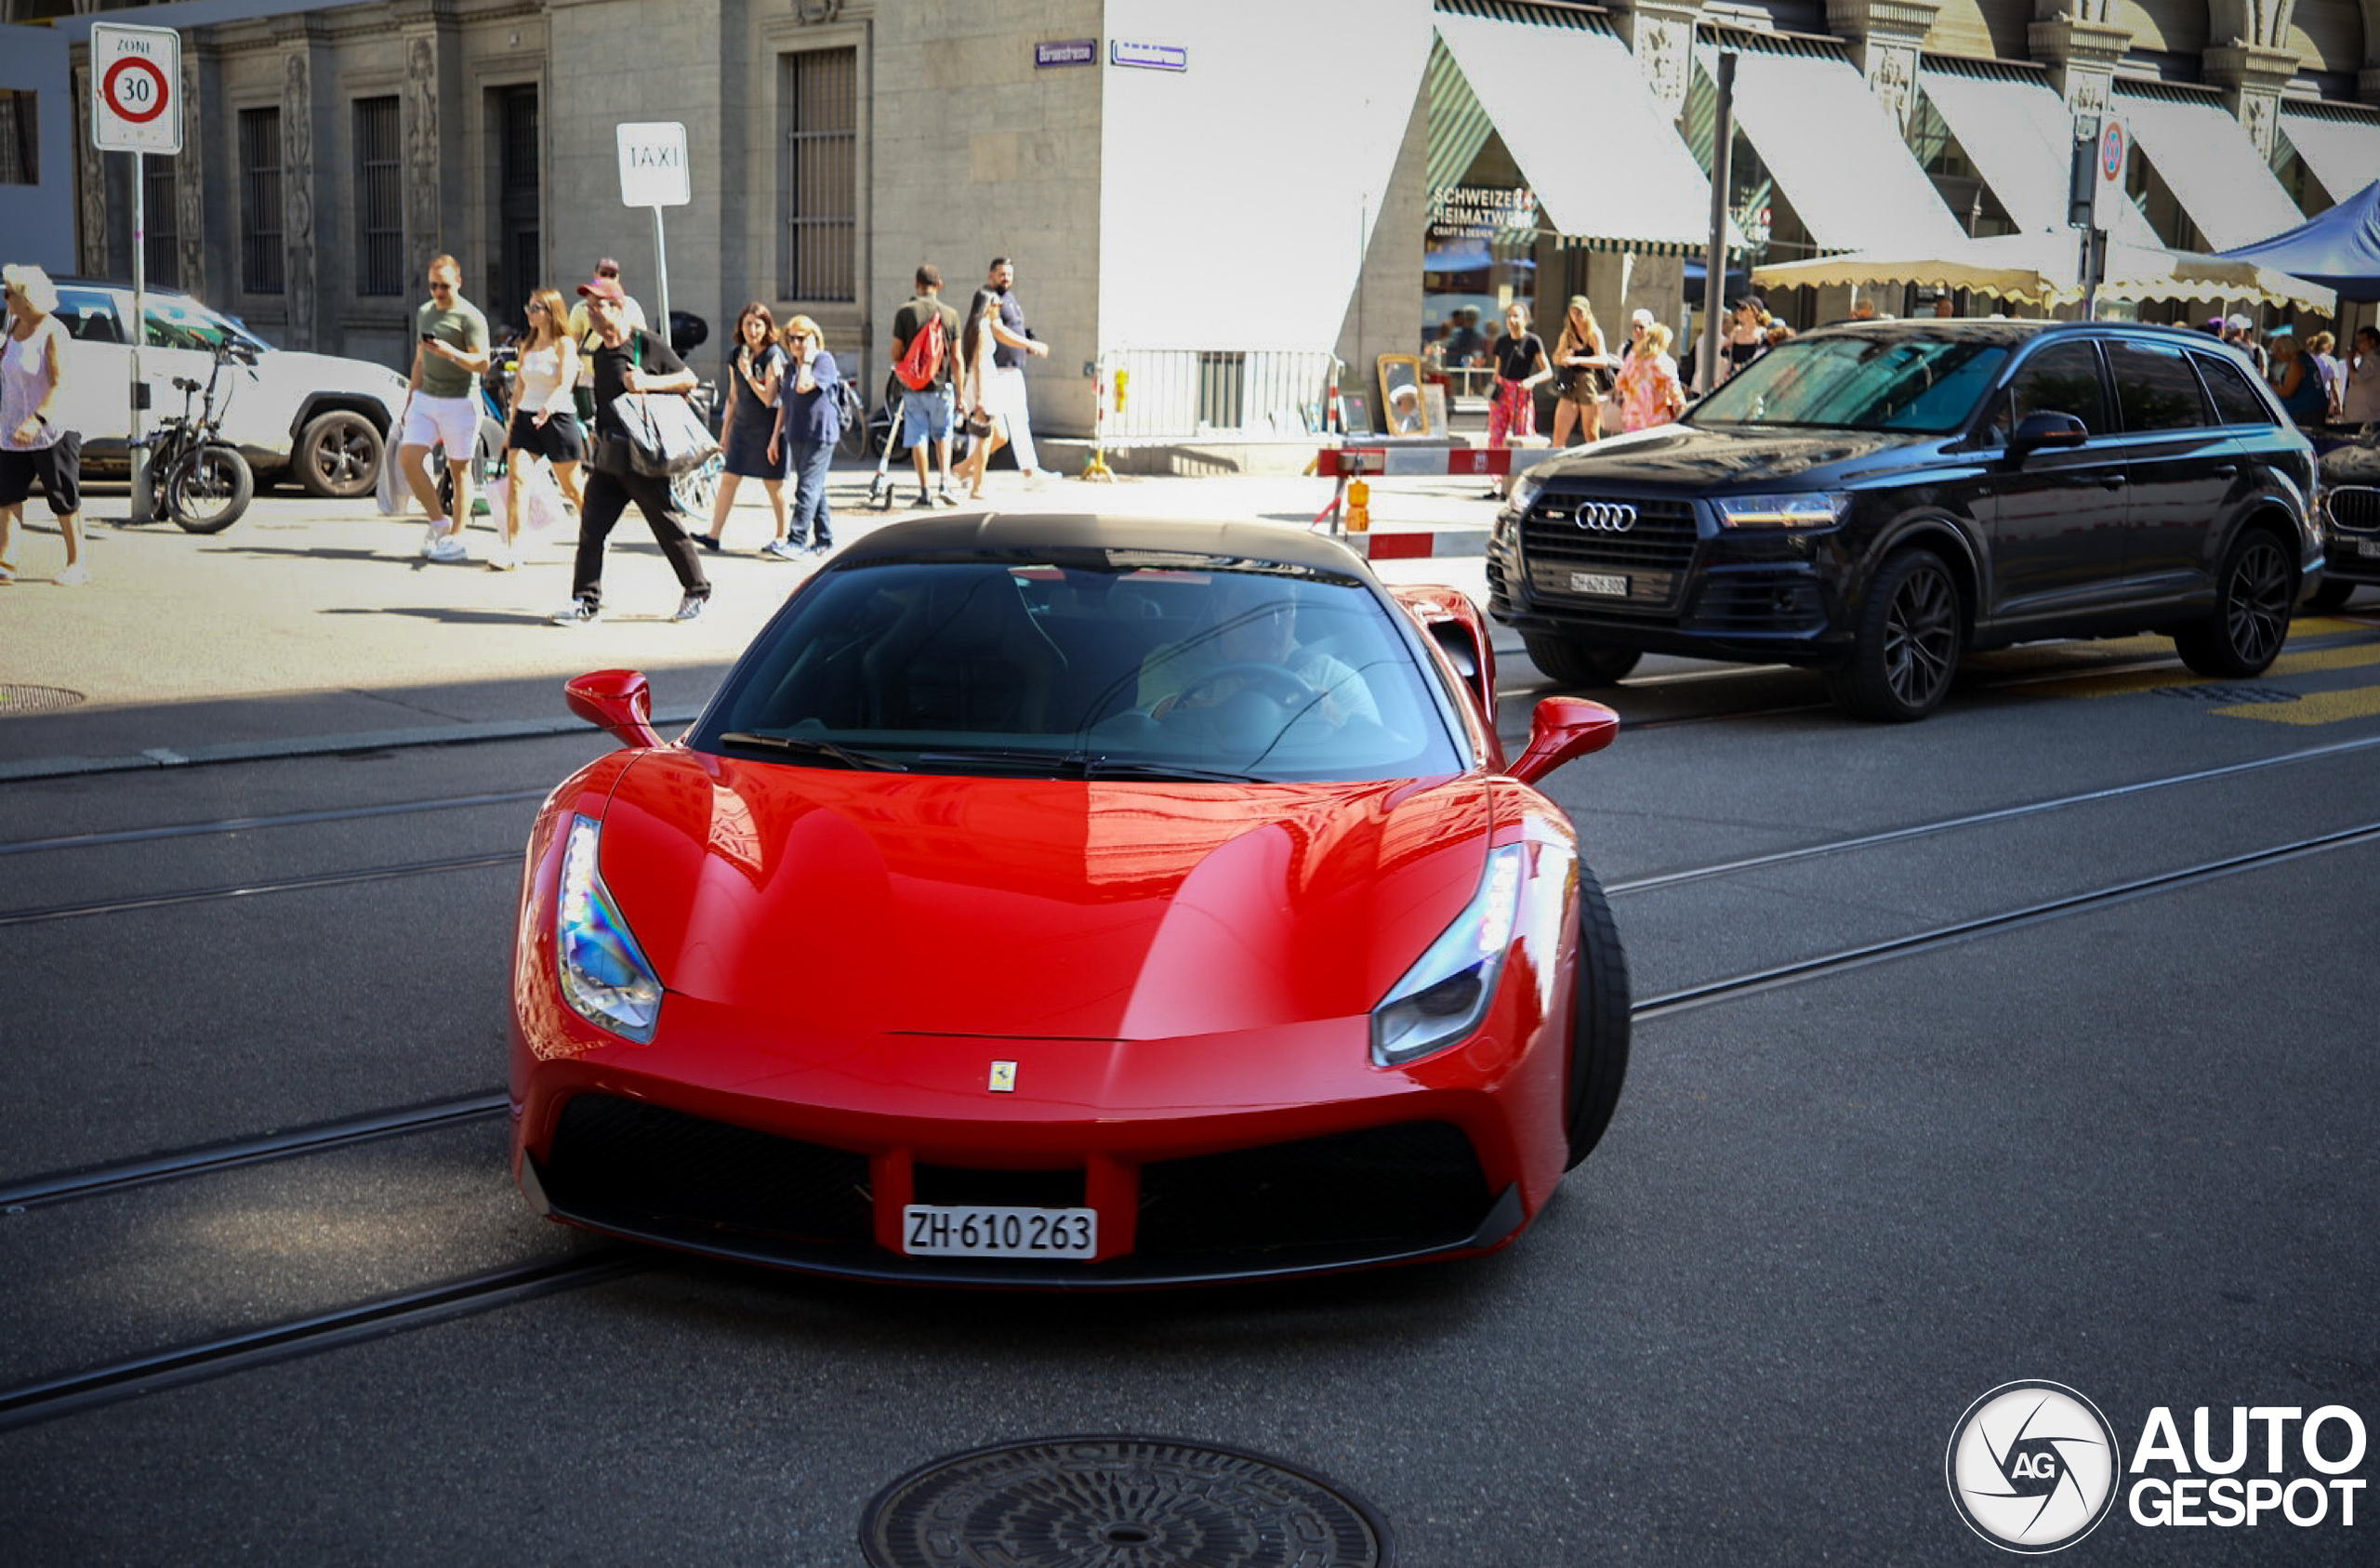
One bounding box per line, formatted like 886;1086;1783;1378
555;814;663;1043
1370;844;1526;1067
1508;472;1547;517
1712;493;1850;529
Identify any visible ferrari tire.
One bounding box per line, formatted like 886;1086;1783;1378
2303;576;2355;613
1521;633;1642;688
296;409;383;498
1825;547;1960;722
2174;527;2292;678
1564;863;1632;1170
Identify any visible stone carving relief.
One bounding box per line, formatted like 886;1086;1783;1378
176;53;205;298
2239;90;2277;159
404;34;441;286
1869;45;1918;133
2070;70;2110;120
1638;18;1691;119
281;47;315;349
792;0;844;21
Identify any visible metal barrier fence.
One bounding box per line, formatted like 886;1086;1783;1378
1100;349;1342;441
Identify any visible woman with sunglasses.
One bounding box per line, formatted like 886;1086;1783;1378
767;316;840;554
494;286;583;570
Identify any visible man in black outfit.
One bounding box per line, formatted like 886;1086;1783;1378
552;275;712;625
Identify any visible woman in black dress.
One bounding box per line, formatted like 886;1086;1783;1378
694;302;790;555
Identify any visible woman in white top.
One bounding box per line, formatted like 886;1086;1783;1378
0;264;85;585
955;287;1008;499
496;286;582;570
2343;325;2380;425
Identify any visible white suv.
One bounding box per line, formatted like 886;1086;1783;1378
49;280;411;499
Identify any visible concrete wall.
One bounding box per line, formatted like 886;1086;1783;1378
1;24;75;275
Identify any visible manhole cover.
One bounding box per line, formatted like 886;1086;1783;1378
2155;684;2299;704
0;685;86;716
860;1436;1392;1568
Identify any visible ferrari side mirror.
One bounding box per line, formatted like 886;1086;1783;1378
564;667;663;750
1507;696;1620;785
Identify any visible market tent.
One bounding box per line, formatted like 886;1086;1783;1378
2217;178;2380;302
1751;231;2335;311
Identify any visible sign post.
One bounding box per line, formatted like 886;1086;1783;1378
615;123;690;343
90;22;182;523
2069;112;2127;322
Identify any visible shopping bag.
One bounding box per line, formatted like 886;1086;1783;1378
483;473;511;536
375;443;409;515
518;462;569;534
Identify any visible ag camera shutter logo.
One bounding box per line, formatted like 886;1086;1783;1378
1947;1382;2122;1552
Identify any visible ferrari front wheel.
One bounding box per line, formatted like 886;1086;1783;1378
1564;863;1632;1169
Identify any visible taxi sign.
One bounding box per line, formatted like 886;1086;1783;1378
615;122;690;208
90;23;182;155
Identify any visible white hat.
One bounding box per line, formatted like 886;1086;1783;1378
1630;308;1655;327
2225;313;2254;331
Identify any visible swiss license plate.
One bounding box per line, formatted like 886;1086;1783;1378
2357;539;2380;559
1569;572;1629;597
902;1204;1097;1259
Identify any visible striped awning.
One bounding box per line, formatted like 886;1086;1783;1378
2116;85;2306;251
1432;7;1731;257
1918;65;2164;248
1424;37;1496;195
2278;106;2380;209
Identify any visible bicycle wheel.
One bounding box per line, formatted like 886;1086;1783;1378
669;454;724;520
165;443;256;534
837;385;870;459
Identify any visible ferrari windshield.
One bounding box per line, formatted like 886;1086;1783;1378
1692;334;2010;432
697;555;1469;783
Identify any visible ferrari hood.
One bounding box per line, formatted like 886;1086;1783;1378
589;750;1495;1040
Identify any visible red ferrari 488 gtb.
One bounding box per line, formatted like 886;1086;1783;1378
510;515;1627;1285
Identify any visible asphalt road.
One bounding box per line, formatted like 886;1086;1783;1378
1;506;2375;1564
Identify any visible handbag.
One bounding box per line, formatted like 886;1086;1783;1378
961;408;994;439
1596;392;1626;438
614;391;721;477
375;417;409;515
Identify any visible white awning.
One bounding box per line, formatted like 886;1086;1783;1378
1434;13;1723;254
2117;88;2307;251
1918;69;2164;249
2279;109;2380;208
1703;46;1968;255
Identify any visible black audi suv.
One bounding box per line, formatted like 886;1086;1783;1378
1488;320;2321;720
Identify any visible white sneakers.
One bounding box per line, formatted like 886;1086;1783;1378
56;562;90;586
419;522;467;562
485;540;517;572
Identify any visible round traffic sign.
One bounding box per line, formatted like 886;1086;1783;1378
102;56;170;125
2099;120;2125;180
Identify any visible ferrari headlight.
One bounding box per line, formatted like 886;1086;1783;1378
555;814;663;1043
1712;492;1849;529
1370;844;1526;1067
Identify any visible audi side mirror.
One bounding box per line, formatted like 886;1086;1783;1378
2008;411;2089;455
565;668;664;749
1508;697;1620;786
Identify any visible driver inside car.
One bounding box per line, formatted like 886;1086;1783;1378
1136;573;1382;729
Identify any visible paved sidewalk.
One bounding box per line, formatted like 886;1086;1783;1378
0;463;1501;773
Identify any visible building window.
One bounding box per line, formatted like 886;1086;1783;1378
142;153;178;287
240;107;284;295
780;47;856;302
490;85;539;326
0;90;36;186
354;96;402;296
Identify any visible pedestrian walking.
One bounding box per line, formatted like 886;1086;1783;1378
695;302;791;556
985;257;1054;481
397;254;491;562
2268;329;2327;426
1614;322;1687;432
956;286;1010;499
768;315;840;555
2225;315;2268;377
1485;302;1551;498
1719;295;1768;382
1548;296;1611;451
494;286;584;571
2343;325;2380;425
889;264;962;508
2306;331;2347;421
0;264;86;585
550;274;711;625
565;257;648;418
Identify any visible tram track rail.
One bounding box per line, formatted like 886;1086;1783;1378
3;813;2377;1434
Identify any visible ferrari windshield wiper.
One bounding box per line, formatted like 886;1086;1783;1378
715;732;908;771
911;748;1270;784
1076;758;1273;784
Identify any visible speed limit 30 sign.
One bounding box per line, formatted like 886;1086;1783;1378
90;23;182;154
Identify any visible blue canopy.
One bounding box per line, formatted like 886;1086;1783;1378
2218;178;2380;302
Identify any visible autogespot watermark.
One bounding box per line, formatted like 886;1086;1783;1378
1948;1383;2369;1553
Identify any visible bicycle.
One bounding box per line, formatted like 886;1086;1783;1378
835;377;871;459
143;343;255;534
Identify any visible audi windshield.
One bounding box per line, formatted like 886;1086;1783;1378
1693;334;2010;433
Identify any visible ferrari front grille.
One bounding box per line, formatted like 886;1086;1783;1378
1134;1121;1493;1259
543;1093;875;1245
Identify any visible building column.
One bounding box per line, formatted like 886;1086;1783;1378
2028;7;2130;122
174;46;207;300
71;59;110;277
396;0;461;290
1609;0;1702;122
270;15;326;350
2203;44;2297;161
1828;0;1942;134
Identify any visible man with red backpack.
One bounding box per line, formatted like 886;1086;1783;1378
886;264;961;508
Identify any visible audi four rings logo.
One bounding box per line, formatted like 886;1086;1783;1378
1565;501;1638;532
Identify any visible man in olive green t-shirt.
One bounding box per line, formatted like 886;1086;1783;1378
397;254;491;561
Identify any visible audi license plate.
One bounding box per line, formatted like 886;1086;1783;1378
2358;539;2380;558
902;1204;1097;1259
1569;572;1629;598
